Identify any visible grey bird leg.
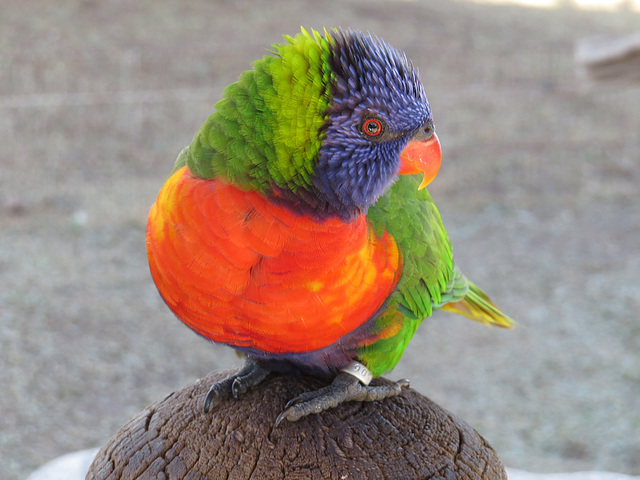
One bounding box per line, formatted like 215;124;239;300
203;359;270;413
275;361;409;427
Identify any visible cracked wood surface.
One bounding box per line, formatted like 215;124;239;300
87;370;507;479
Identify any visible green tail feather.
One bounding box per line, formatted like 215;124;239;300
441;281;514;328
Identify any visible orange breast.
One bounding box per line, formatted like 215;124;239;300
146;166;401;354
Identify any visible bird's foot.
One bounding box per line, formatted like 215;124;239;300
203;359;270;413
275;361;409;427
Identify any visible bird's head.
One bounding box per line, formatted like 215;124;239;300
316;29;440;218
195;28;441;220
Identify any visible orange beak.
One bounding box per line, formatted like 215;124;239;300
398;133;441;190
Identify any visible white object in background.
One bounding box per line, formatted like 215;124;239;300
26;448;99;480
25;450;640;480
507;468;640;480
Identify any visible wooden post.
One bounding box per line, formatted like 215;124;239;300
87;370;507;479
576;32;640;86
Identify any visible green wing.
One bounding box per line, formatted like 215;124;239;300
367;175;455;320
360;175;513;376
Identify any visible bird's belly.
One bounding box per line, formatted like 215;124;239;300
146;166;400;354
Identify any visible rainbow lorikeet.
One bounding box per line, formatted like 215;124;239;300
146;28;513;425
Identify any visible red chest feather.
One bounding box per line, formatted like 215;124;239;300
147;166;401;353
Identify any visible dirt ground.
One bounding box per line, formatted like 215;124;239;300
1;1;639;479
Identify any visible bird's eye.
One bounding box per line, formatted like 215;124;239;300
359;117;386;139
364;119;382;136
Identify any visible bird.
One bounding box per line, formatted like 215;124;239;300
146;28;513;425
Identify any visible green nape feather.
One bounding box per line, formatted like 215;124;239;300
360;175;513;376
172;28;333;194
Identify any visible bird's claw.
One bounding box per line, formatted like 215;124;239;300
274;372;410;427
203;376;234;413
203;359;270;413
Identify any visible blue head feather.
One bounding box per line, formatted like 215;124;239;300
311;30;433;220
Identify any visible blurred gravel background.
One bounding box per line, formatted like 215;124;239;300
1;1;639;479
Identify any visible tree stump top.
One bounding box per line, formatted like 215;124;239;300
87;370;506;479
